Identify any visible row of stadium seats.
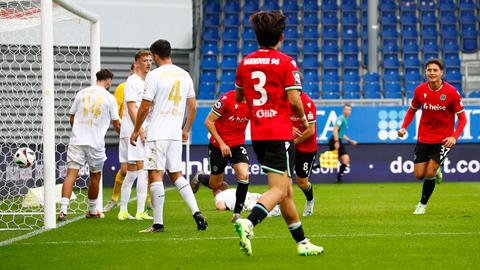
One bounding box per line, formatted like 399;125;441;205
199;0;480;99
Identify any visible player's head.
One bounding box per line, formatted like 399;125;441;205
343;103;352;118
95;69;114;90
150;39;172;66
220;181;230;191
425;58;444;84
250;11;286;49
134;49;152;75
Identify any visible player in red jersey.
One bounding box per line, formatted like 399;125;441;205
233;11;323;256
202;90;250;222
398;59;467;215
291;92;317;216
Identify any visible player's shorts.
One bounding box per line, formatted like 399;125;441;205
252;140;295;176
328;137;347;157
67;144;106;173
118;137;128;163
208;143;249;175
127;137;146;163
145;140;182;172
414;142;451;165
295;150;317;178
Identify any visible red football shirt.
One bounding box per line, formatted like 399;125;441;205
411;81;465;144
235;49;302;140
291;92;317;153
210;90;250;147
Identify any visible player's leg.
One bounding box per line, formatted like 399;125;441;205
106;138;129;211
337;143;349;182
85;146;107;218
167;140;207;230
231;145;250;221
118;162;138;219
134;160;151;220
191;170;213;193
295;151;316;216
59;144;84;221
412;142;434;214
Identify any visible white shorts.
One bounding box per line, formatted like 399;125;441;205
119;137;146;163
145;140;182;172
67;144;106;173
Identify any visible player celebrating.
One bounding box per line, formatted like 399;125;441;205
204;90;250;222
329;104;357;182
291;92;317;216
398;59;467;215
233;11;323;256
118;50;153;221
131;39;207;232
58;69;120;221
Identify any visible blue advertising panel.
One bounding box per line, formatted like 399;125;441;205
191;105;480;144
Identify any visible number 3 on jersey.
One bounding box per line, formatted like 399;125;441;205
252;71;267;106
168;79;181;106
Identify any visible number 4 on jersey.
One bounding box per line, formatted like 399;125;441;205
168;79;181;106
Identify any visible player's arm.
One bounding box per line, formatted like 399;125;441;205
112;119;121;134
293;122;315;144
342;134;357;145
205;111;231;157
69;114;75;127
235;87;244;103
398;90;420;137
130;99;151;146
215;200;227;211
183;97;197;142
332;125;340;150
288;90;308;128
443;100;467;148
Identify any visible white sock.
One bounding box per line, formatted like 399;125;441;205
174;176;200;215
136;170;148;214
120;170;138;212
151;181;165;225
60;197;70;214
88;199;97;214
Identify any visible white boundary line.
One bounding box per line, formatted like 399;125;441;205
0;187;175;247
11;231;480;246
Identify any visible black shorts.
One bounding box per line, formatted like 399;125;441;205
328;137;347;157
208;143;249;175
414;142;451;165
252;140;295;176
295;150;317;178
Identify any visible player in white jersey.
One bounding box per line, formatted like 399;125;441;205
58;69;120;221
215;188;281;217
131;39;207;232
117;50;153;221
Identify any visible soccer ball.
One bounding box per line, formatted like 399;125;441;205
14;147;36;168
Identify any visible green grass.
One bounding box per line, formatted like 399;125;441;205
1;182;479;270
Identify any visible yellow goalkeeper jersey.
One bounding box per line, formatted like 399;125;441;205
113;82;125;119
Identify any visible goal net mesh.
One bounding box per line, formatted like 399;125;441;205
0;0;93;230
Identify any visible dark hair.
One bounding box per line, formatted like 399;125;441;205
425;58;444;70
150;39;171;59
96;69;113;81
250;11;286;48
130;63;135;71
134;49;152;61
344;103;351;108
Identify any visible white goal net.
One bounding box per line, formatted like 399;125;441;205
0;0;99;230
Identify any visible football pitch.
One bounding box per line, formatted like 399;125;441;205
1;182;479;270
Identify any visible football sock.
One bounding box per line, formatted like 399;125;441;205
119;170;138;212
420;176;436;205
302;183;314;201
198;173;210;187
150;182;165;225
247;203;269;227
288;222;306;243
136;170;148;214
111;170;125;202
88;199;97;214
233;180;249;214
60;197;70;214
339;164;347;175
175;176;200;214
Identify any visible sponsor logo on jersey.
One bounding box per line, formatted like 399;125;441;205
256;109;278;118
423;103;446;111
227;115;249;123
214;100;224;110
440;94;446;101
293;71;301;85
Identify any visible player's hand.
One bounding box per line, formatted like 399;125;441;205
397;128;407;138
219;142;232;158
130;131;139;146
301;116;309;128
442;136;457;148
334;141;340;150
139;128;146;145
292;127;302;139
349;139;358;145
182;130;190;142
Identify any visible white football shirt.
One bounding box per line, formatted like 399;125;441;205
120;74;146;138
143;64;195;141
69;85;119;149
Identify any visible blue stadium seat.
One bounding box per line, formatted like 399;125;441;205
361;10;368;25
450;82;462;93
400;1;417;11
419;1;436;11
439;0;456;11
242;27;256;40
402;25;418;38
201;55;218;69
202;40;218;55
323;54;339;69
303;11;319;25
459;0;476;11
303;69;319;83
220;69;235;84
342;11;358;25
303;81;320;99
344;69;360;83
303;0;319;10
400;10;417;25
420;10;436;24
381;10;397;25
462;38;478;53
444;52;461;68
384;82;403;98
322;0;338;11
383;53;400;68
302;54;319;68
460;10;477;24
242;40;257;55
441;24;458;39
303;39;319;54
468;91;480;98
243;12;254;25
323;69;340;83
243;1;259;13
222;27;238;40
221;40;238;55
204;14;220;26
440;10;457;24
199;82;217;99
404;53;420;68
446;68;462;82
343;54;359;68
403;38;419;53
343;83;361;98
221;55;237;69
263;0;279;10
219;82;235;95
383;38;399;53
421;24;438;38
323;25;339;39
423;52;439;62
303;25;319;39
200;69;216;83
443;38;459;52
283;0;299;11
364;72;380;83
283;39;298;55
284;26;299;39
343;39;359;53
204;26;218;40
223;0;239;13
285;11;299;25
405;81;417;97
384;68;401;82
341;0;357;11
422;38;439;52
382;24;398;38
223;13;239;26
322;83;341;99
204;0;220;13
323;39;339;53
380;1;396;11
461;24;478;37
363;83;382;99
342;25;358;39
